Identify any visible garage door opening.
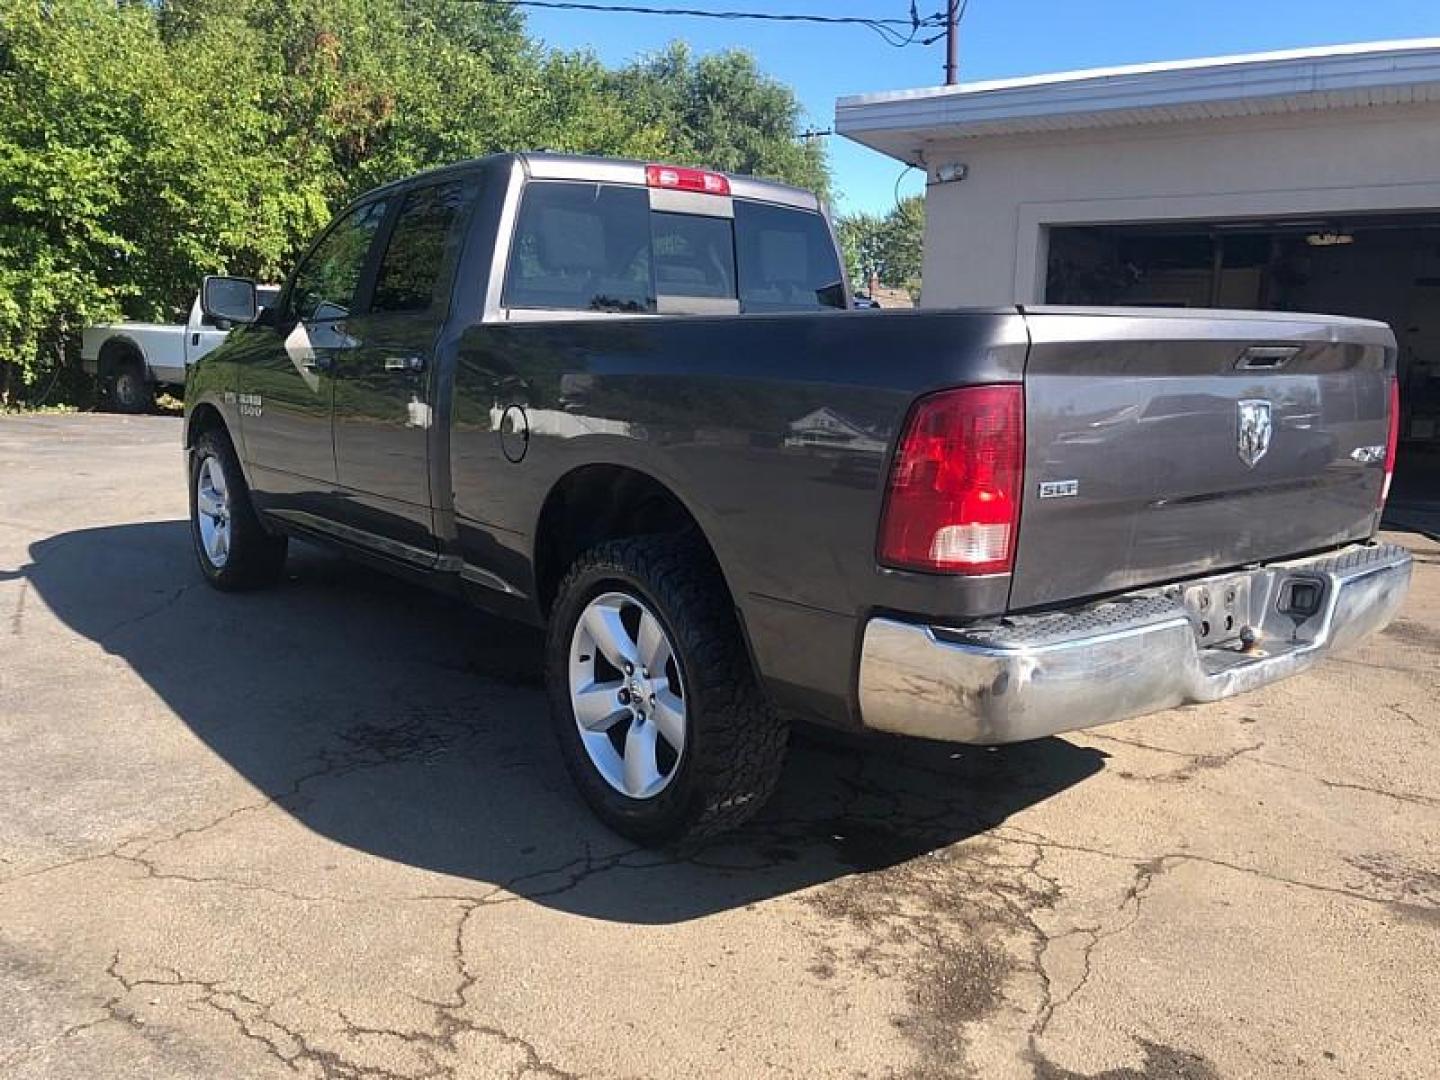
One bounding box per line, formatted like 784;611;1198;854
1046;214;1440;536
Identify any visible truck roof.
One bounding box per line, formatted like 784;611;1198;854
363;151;824;213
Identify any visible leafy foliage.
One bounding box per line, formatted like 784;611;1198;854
837;194;924;300
0;1;827;402
611;42;829;201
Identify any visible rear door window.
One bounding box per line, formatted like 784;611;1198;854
504;182;654;313
734;201;847;313
372;180;474;315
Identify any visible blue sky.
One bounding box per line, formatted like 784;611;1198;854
521;0;1440;216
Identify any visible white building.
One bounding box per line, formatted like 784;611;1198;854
836;39;1440;456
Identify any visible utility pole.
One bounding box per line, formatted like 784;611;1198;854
944;0;959;85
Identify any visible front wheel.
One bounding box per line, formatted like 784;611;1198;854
189;428;288;591
545;535;788;845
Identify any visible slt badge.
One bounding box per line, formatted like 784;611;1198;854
1236;399;1273;468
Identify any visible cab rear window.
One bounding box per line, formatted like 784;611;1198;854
734;200;846;313
504;180;845;314
652;212;735;299
504;183;655;313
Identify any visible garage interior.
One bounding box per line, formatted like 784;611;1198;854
1046;214;1440;535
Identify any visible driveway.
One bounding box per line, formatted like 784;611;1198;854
1;413;1437;1079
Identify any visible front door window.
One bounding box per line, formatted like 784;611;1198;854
289;200;390;325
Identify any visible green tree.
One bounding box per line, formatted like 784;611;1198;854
521;49;671;161
170;0;534;202
0;0;321;398
837;194;924;300
0;2;830;403
837;211;885;290
612;42;829;199
0;0;159;396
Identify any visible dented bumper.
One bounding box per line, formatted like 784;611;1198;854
857;542;1413;744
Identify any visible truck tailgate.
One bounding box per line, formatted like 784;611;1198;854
1011;307;1395;611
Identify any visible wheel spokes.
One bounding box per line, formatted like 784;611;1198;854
196;487;223;520
622;717;660;797
583;602;639;671
636;611;670;675
573;679;627;732
206;459;228;498
650;687;686;751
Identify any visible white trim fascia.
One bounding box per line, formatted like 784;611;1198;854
836;38;1440;146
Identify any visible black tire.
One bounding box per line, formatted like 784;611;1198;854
188;428;288;591
545;535;788;846
109;359;153;414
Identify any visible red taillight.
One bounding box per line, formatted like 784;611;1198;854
878;385;1024;575
644;163;730;196
1382;376;1400;507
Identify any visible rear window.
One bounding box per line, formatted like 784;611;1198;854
734;200;846;313
652;212;735;299
504;182;654;313
503;180;845;314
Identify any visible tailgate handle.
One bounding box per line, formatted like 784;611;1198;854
1236;345;1300;370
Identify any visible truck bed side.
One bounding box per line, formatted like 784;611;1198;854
81;323;188;383
445;308;1029;724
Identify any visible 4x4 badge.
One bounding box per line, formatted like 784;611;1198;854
1237;399;1273;468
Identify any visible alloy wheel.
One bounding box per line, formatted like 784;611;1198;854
567;590;687;799
194;455;232;569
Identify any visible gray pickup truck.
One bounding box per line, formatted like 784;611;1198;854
186;152;1411;843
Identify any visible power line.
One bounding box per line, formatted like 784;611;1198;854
893;163;916;207
479;2;947;48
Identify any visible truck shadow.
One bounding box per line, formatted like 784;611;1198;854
19;520;1105;924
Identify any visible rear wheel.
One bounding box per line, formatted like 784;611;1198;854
189;428;287;590
545;535;788;845
109;360;153;414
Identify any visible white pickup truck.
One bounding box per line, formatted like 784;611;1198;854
82;288;278;412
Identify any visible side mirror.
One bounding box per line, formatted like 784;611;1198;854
201;275;258;326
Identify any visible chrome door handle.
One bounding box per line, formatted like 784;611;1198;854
384;355;426;373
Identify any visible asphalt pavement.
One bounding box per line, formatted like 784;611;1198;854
1;413;1437;1079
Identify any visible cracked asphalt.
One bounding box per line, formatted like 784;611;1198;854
2;413;1437;1080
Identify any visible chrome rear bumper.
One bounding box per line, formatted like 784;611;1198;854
857;542;1412;744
